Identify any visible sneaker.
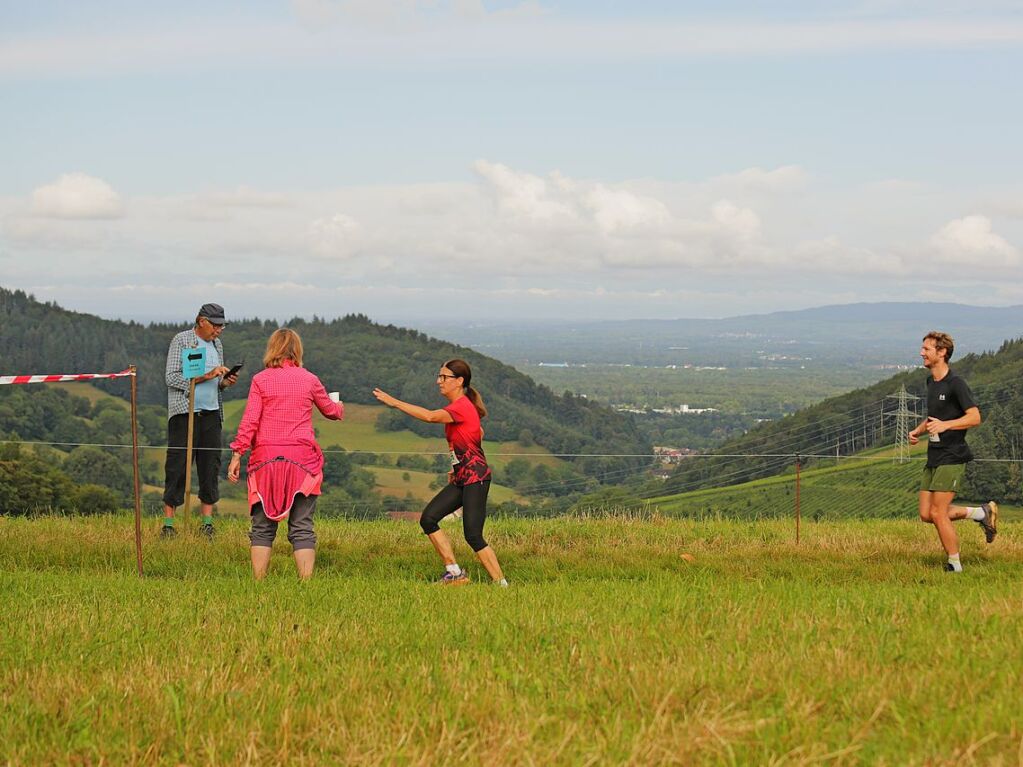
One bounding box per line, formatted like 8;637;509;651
494;578;509;588
201;523;215;539
943;563;961;573
437;571;469;585
160;525;177;539
979;501;999;543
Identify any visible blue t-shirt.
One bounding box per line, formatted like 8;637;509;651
194;337;220;412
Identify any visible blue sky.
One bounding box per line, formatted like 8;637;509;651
1;1;1021;323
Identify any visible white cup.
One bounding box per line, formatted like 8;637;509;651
329;391;340;403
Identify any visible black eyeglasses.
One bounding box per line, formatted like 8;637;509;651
437;374;459;380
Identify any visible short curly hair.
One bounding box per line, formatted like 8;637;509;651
923;331;954;362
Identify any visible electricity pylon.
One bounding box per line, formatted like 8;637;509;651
884;385;919;464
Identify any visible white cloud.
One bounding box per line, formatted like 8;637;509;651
710;165;810;193
710;200;761;243
307;213;362;259
928;215;1019;267
30;173;123;219
474;160;577;225
199;187;295;209
157;187;296;223
584;186;670;235
2;214;115;249
791;236;901;274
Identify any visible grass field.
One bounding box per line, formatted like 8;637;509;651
2;515;1022;765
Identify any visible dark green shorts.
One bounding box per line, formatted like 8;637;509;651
920;464;966;493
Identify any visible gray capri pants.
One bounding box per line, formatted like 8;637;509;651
249;494;317;550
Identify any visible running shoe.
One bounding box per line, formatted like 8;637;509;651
437;571;469;585
201;523;215;540
943;563;960;573
160;526;177;539
494;578;509;588
978;501;999;543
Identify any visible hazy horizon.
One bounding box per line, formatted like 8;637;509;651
7;283;1021;329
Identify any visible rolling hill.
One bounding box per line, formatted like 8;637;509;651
1;286;651;487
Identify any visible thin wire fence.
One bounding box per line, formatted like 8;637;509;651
3;379;1021;525
3;435;1020;522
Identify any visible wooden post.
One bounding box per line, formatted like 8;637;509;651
182;379;196;528
795;456;801;545
130;366;143;576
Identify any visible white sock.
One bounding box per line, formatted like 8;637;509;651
966;507;985;522
947;553;962;572
446;563;462;576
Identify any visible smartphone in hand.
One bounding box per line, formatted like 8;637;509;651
226;361;244;378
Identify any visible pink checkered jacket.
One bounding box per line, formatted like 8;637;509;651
230;361;343;519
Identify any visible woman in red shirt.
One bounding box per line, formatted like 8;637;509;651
374;358;508;586
227;328;344;580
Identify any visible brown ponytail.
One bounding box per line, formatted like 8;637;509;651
444;358;487;418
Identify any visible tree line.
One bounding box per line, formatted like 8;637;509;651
1;287;652;512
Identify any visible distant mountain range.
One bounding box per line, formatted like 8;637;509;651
417;302;1023;368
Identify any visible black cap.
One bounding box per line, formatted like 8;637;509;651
198;303;227;325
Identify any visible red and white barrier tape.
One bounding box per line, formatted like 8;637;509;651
0;368;134;385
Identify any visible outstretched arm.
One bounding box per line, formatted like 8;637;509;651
373;388;453;424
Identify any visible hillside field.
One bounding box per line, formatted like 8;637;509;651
2;515;1022;765
34;390;542;514
647;443;1023;524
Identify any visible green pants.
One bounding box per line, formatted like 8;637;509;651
919;464;966;493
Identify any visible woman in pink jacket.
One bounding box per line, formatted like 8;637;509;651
227;328;344;580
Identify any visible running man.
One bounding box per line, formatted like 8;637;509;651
909;331;998;572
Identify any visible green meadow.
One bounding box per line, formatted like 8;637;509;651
2;514;1022;765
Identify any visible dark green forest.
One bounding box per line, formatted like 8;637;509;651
1;287;651;512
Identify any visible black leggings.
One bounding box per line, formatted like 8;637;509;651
420;481;491;552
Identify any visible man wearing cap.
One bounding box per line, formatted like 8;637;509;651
161;303;238;538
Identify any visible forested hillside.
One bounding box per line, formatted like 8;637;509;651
0;287;650;482
662;336;1023;502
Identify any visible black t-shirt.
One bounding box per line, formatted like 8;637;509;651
924;370;978;466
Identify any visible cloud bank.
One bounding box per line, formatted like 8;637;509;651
2;160;1020;320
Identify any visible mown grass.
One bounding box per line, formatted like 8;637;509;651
2;515;1022;766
